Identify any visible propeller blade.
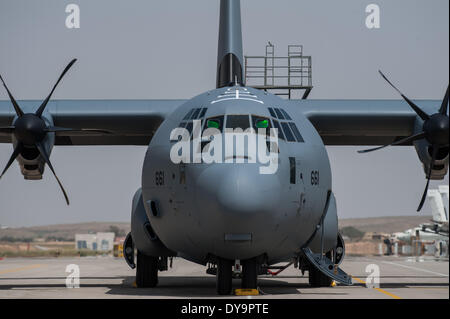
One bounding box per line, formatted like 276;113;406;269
0;126;15;134
417;146;439;212
35;141;70;205
358;132;426;154
439;85;449;115
44;127;112;134
379;70;430;121
0;74;24;117
35;59;77;117
0;143;23;179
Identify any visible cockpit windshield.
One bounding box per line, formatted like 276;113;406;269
204;116;224;132
226;115;251;130
251;115;272;135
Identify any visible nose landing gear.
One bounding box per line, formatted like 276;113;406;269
215;256;259;295
241;257;258;289
216;258;233;295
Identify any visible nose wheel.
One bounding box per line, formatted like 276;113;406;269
241;257;258;289
216;258;233;295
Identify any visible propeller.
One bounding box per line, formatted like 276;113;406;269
0;59;110;205
358;71;449;212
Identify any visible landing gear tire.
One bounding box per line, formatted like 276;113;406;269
216;258;233;295
308;266;332;287
241;258;258;289
136;250;158;288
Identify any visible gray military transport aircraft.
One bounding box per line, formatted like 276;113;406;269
0;0;448;295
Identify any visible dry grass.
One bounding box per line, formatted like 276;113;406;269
339;215;431;234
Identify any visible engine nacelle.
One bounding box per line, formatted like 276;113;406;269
414;139;449;180
413;119;449;180
12;114;54;180
131;188;176;257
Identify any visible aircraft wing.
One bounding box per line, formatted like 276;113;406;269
287;99;440;146
0;99;185;145
2;98;442;146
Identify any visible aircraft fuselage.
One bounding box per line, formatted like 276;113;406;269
140;86;336;264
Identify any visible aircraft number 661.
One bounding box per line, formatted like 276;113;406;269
155;171;165;186
311;170;320;185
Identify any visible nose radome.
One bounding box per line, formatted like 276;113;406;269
218;166;276;214
196;164;281;218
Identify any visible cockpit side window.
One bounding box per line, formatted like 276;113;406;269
190;108;201;120
185;122;194;136
274;108;285;120
289;123;304;142
198;108;208;119
268;107;277;118
271;119;285;140
280;109;292;120
267;107;302;143
178;108;208;135
281;122;296;142
183;109;194;121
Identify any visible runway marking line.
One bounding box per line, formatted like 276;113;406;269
0;264;43;275
351;276;402;299
380;261;449;277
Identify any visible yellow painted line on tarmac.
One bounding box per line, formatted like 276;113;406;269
352;276;402;299
0;264;43;275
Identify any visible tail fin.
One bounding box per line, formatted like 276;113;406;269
216;0;244;88
438;185;449;222
427;188;448;222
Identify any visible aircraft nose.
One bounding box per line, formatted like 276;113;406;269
196;164;281;219
193;163;283;260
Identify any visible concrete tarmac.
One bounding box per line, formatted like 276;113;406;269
0;255;448;299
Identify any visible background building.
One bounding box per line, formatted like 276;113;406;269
75;232;115;251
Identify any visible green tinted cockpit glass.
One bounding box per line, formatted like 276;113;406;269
256;119;269;129
251;115;271;135
203;116;224;133
207;119;220;129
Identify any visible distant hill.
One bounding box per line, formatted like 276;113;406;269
0;222;130;242
339;215;431;234
0;216;433;242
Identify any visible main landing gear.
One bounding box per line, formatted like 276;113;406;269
136;250;158;288
135;250;172;288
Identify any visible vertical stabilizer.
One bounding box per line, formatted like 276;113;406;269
216;0;244;88
427;189;447;222
438;185;449;222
